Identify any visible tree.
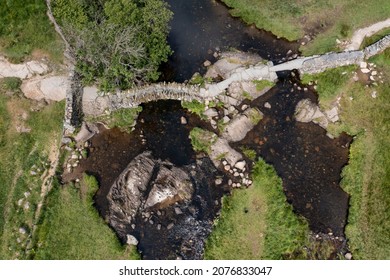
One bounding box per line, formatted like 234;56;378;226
51;0;173;92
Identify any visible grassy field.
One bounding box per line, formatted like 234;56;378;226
205;159;309;259
0;88;64;259
221;0;390;55
301;50;390;259
34;174;139;260
0;0;63;62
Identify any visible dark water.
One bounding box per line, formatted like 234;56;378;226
64;100;228;259
236;72;351;236
161;0;299;82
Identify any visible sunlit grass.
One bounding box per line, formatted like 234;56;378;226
205;159;309;259
34;174;140;260
0;0;63;62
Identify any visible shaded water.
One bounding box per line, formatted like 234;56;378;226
161;0;299;82
64;100;228;259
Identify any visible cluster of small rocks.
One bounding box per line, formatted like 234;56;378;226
221;159;252;188
64;141;89;173
139;130;147;145
355;61;384;99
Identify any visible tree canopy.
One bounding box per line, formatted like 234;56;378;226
52;0;173;91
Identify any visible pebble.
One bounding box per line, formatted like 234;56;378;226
215;178;223;185
167;223;174;230
224;165;231;171
19;227;27;235
222;160;227;166
360;62;367;69
234;160;246;170
264;102;271;109
174;207;183;215
234;172;239;177
345;253;352;260
157;224;161;230
180;116;187;125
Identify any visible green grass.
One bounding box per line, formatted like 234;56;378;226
34;175;139;260
0;77;22;92
181;100;206;119
253;80;275;91
241;147;257;161
360;28;390;49
87;107;142;133
0;95;64;259
189;127;216;153
205;159;309;259
302;52;390;259
0;0;63;63
221;0;390;55
301;66;356;109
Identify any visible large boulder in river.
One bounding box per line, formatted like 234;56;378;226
106;152;194;233
107;152;156;229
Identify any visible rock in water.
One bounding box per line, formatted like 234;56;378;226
126;234;139;246
107;152;155;232
144;164;193;208
105;152;224;260
106;151;194;238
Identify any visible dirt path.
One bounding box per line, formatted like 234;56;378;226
345;18;390;50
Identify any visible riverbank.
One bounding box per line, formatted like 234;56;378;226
301;50;390;259
220;0;390;55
